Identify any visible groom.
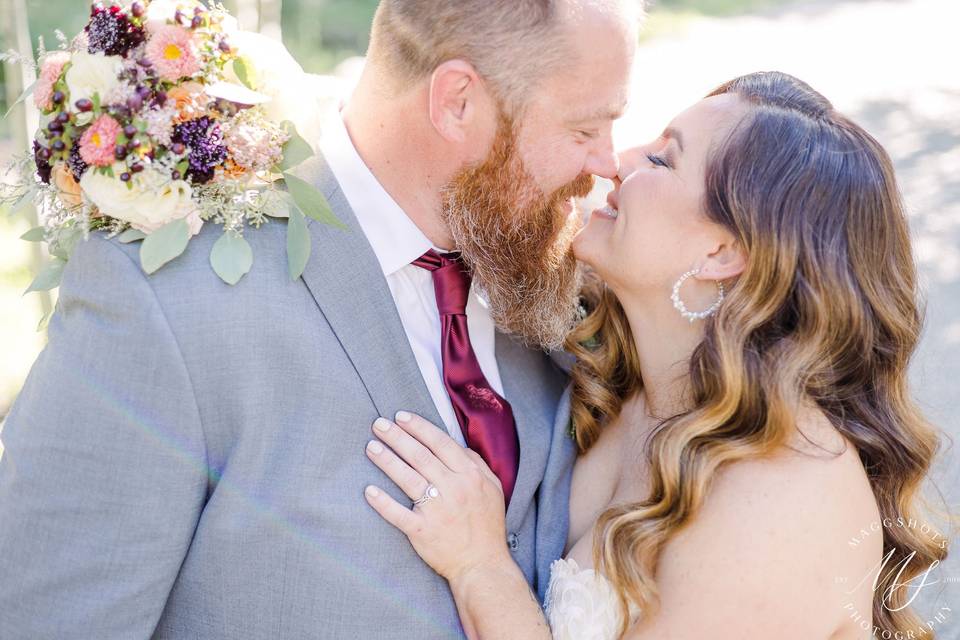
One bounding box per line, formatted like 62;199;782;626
0;1;637;637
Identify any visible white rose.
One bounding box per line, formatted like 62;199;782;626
223;31;325;147
80;166;203;235
65;52;124;106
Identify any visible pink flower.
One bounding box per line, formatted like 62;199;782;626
144;25;200;81
79;114;122;167
33;51;70;111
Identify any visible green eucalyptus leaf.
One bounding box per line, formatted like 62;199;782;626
118;228;147;244
49;226;82;260
3;80;37;119
37;308;53;332
139;218;191;274
283;172;346;230
286;206;311;281
262;189;291;218
25;258;66;294
276;121;314;171
210;232;253;285
233;56;255;89
20;226;45;242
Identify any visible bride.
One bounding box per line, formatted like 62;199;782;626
360;71;947;638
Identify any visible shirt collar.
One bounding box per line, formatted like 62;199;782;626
318;109;434;277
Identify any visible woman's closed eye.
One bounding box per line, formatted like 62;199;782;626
646;152;671;169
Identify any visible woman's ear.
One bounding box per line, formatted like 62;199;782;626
428;60;484;143
697;238;747;282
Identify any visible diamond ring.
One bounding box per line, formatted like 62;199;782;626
412;484;440;508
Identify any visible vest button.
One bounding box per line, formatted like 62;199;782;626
507;532;519;550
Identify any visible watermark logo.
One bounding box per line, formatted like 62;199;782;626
838;518;953;639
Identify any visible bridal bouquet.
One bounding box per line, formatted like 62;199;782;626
2;0;341;306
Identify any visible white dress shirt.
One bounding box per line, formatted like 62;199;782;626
318;111;505;446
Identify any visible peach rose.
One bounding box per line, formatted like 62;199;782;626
166;81;210;120
52;162;83;209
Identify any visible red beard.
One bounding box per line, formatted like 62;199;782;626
441;115;594;350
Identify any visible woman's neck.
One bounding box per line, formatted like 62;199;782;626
618;292;706;421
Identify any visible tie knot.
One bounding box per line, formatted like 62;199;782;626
413;249;472;315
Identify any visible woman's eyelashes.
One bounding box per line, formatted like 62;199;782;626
646;152;670;168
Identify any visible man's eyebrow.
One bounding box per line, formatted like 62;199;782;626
569;102;628;124
663;126;685;152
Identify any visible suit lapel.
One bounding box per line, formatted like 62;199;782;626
292;153;445;430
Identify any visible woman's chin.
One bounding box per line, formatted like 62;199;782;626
572;217;610;269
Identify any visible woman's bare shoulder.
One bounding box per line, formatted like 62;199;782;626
625;410;882;639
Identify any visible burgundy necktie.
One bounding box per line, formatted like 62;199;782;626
413;249;520;506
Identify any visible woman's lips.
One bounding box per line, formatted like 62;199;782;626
592;205;619;220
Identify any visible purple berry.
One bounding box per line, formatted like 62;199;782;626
52;139;66;152
131;162;144;173
126;94;143;111
47;120;63;133
191;15;203;29
218;39;231;53
56;111;70;124
120;172;131;182
171;169;181;180
124;124;138;138
115;144;127;160
171;142;185;155
75;98;93;112
131;1;144;18
52;90;65;104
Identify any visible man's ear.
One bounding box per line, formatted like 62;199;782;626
428;60;484;143
697;238;747;282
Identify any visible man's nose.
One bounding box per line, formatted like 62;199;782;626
583;137;619;180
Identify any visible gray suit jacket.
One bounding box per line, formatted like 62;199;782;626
0;154;578;639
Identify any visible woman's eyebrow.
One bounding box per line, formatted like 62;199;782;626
662;127;685;152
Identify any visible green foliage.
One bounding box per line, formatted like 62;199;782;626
285;205;310;281
139;218;191;275
210;231;253;285
654;0;789;16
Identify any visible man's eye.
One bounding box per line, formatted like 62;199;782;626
646;153;669;168
578;130;598;140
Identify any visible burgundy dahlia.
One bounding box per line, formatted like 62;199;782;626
33;141;53;184
172;116;228;184
85;3;145;57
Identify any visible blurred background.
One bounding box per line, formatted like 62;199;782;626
1;0;958;628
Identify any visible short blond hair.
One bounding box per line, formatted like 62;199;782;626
369;0;578;110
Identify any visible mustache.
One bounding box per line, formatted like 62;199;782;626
551;174;596;205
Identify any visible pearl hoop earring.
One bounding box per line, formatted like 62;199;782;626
670;268;725;322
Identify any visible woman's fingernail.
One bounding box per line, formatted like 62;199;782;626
374;418;392;432
365;486;380;498
395;411;412;423
367;440;384;455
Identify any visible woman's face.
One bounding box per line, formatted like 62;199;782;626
573;94;751;300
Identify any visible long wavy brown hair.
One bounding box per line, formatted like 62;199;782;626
565;71;950;636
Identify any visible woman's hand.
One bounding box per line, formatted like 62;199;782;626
363;411;513;583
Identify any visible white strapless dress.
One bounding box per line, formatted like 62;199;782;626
543;558;641;640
